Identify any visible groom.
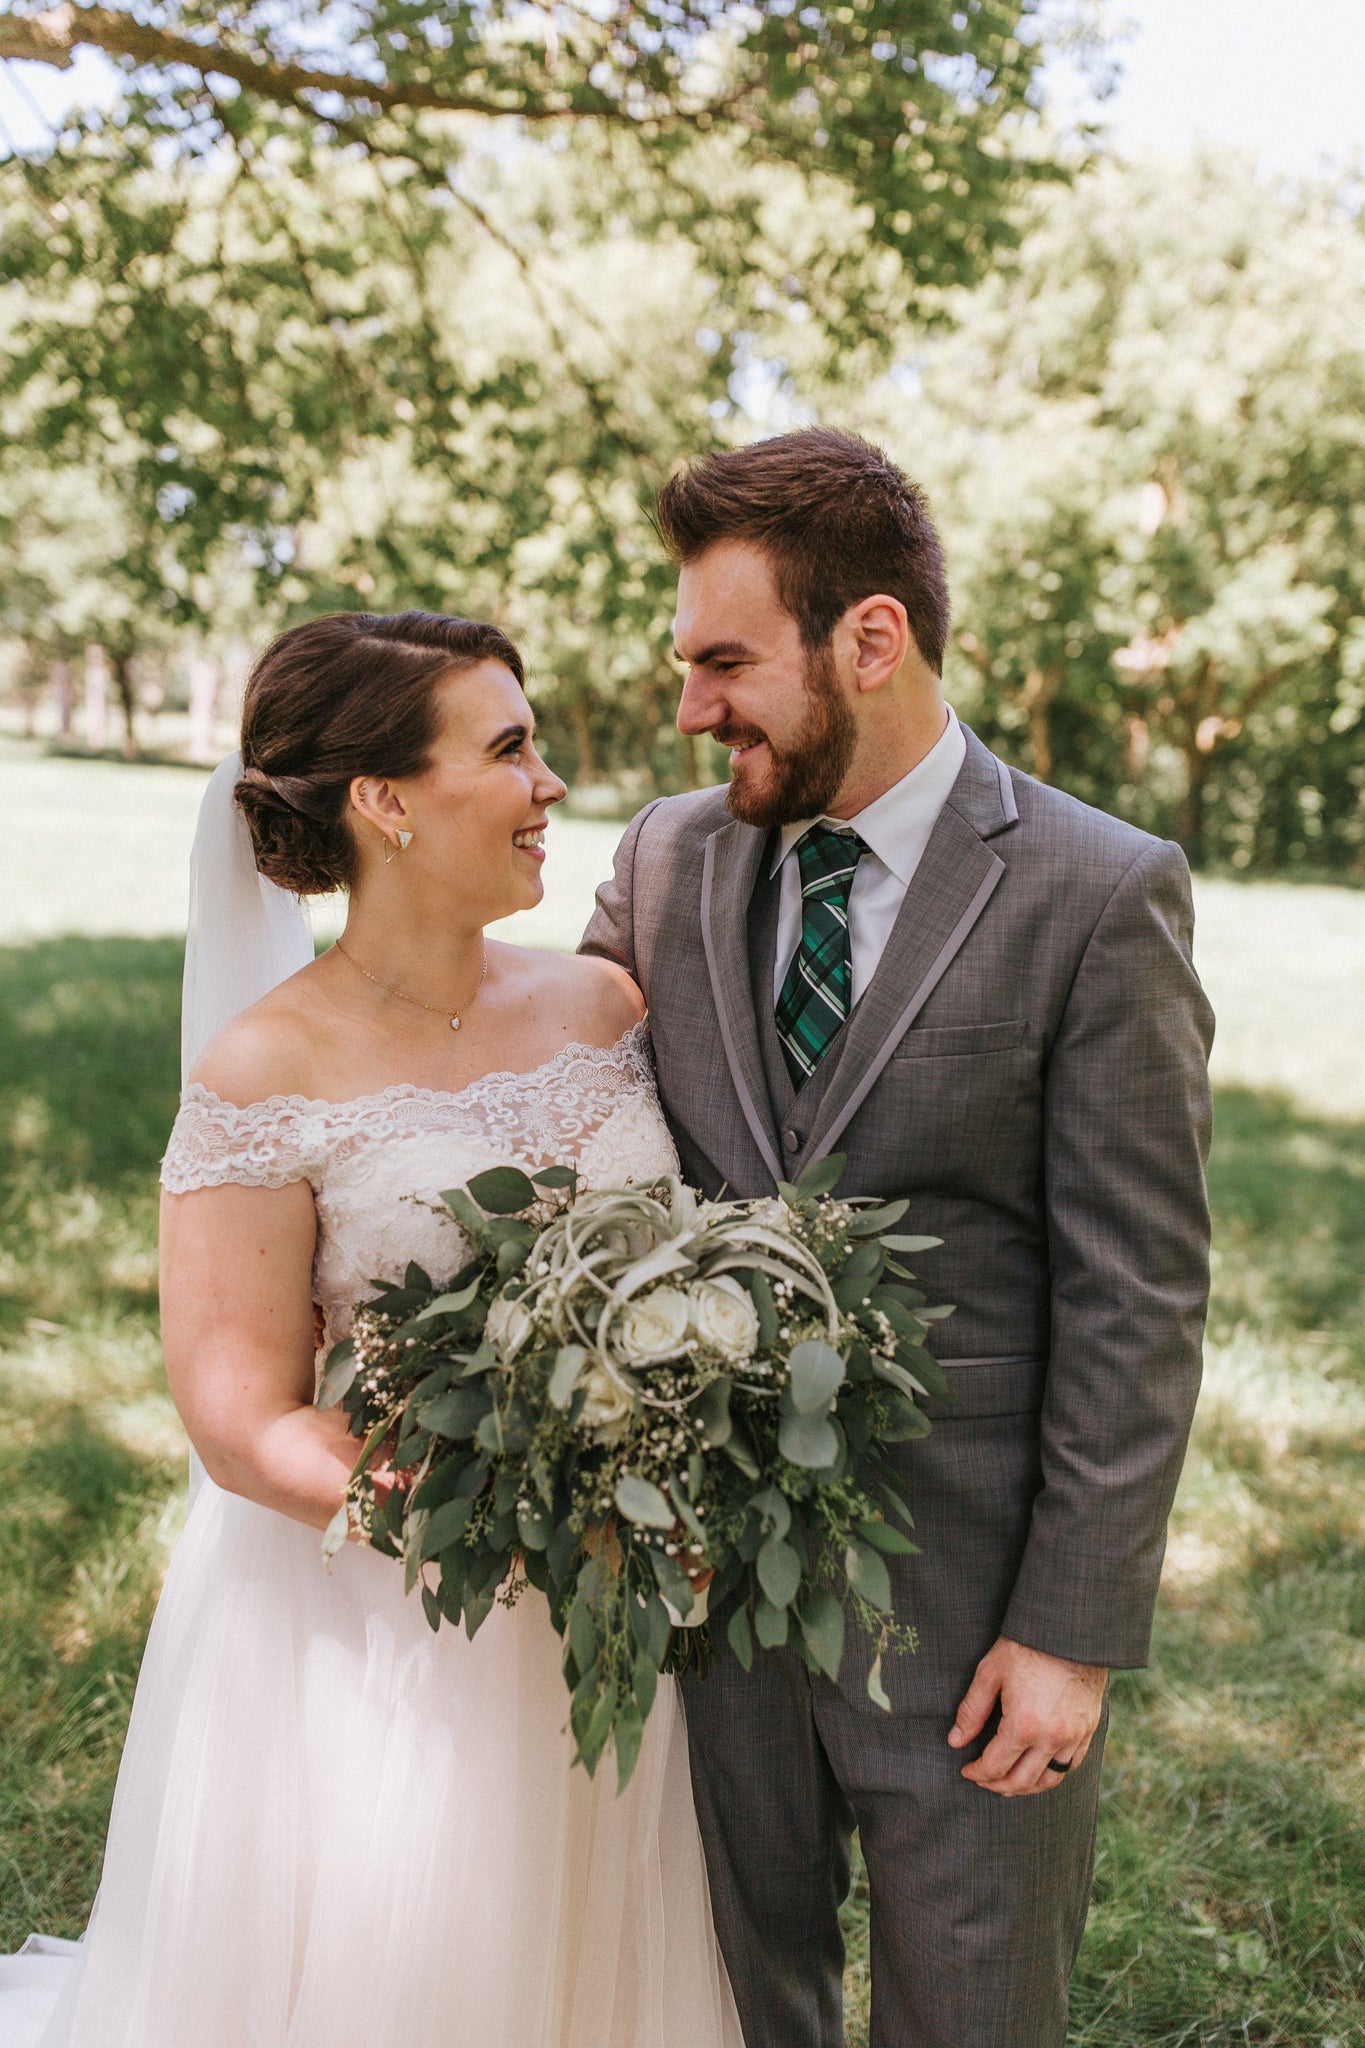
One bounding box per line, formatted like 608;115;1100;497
581;428;1213;2047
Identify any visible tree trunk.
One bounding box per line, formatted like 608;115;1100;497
83;645;109;752
53;658;74;737
1019;666;1060;783
111;654;140;760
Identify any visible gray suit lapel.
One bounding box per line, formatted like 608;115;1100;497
701;819;784;1186
801;728;1017;1166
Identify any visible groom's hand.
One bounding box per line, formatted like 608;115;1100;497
948;1636;1107;1797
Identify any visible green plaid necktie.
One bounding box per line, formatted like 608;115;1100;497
775;822;866;1088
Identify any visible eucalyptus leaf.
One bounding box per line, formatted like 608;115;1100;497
778;1410;840;1469
795;1153;846;1199
441;1187;490;1237
466;1165;538;1214
799;1586;845;1681
855;1517;918;1556
727;1604;755;1671
316;1340;357;1410
866;1652;893;1713
615;1474;676;1529
548;1345;587;1410
692;1374;733;1446
880;1234;943;1253
844;1199;910;1237
420;1495;474;1558
413;1278;483;1321
421;1583;442;1633
846;1539;893;1612
757;1534;801;1608
787;1338;846;1415
516;1500;553;1551
754;1596;789;1649
531;1165;578;1190
745;1269;780;1347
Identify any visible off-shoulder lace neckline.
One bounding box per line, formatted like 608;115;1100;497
180;1022;648;1118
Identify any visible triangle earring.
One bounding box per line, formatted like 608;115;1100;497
397;829;413;850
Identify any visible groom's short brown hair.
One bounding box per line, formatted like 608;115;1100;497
656;428;949;674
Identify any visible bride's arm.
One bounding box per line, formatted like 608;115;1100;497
159;1179;358;1530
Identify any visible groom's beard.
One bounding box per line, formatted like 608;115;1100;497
717;643;857;830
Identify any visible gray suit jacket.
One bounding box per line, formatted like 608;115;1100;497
582;727;1214;1708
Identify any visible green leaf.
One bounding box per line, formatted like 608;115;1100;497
441;1187;491;1237
615;1702;645;1793
421;1385;492;1439
462;1580;497;1638
896;1344;952;1401
420;1495;475;1558
846;1540;893;1612
754;1596;789;1649
628;1590;672;1667
880;1234;942;1253
321;1500;350;1560
546;1520;578;1587
748;1487;791;1540
413;1278;483;1321
466;1166;538;1214
778;1410;840;1469
531;1164;578;1190
844;1241;883;1280
727;1604;754;1670
649;1545;696;1618
516;1500;553;1551
844;1199;910;1237
569;1598;597;1675
496;1236;530;1280
548;1345;587;1410
799;1587;845;1682
723;1423;760;1478
745;1269;780;1347
405;1262;433;1291
855;1517;918;1556
866;1652;892;1713
795;1152;846;1198
692;1374;733;1446
615;1474;676;1529
757;1534;802;1609
421;1583;442;1633
316;1339;357;1409
632;1651;659;1722
786;1338;846;1415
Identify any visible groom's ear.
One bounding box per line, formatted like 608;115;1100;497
846;594;911;695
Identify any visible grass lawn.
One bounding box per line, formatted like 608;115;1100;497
1;939;1361;2044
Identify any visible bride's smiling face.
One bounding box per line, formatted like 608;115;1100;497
349;660;567;924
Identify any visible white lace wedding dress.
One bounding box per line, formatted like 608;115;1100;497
1;1027;740;2048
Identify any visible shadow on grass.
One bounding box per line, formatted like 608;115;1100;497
0;935;184;1195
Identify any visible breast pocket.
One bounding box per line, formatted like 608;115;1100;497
890;1019;1027;1060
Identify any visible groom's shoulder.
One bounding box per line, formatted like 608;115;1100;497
1006;766;1186;889
627;785;734;857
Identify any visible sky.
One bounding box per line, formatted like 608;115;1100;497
0;3;1362;176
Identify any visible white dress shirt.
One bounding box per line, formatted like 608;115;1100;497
771;707;967;1006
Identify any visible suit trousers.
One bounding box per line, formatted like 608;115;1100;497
682;1646;1106;2048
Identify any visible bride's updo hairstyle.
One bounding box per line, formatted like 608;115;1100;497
235;610;524;895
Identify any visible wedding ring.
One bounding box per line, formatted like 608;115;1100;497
1048;1758;1072;1774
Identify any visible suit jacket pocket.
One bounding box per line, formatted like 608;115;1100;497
891;1019;1026;1060
920;1352;1046;1421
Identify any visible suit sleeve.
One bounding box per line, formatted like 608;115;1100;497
577;798;661;977
1002;840;1214;1669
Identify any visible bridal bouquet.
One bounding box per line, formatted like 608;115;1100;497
318;1157;953;1789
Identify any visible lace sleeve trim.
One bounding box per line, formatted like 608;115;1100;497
159;1024;655;1194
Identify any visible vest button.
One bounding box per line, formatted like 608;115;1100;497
783;1129;801;1153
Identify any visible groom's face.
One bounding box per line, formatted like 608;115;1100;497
674;541;856;829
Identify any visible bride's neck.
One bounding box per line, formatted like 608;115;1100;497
337;894;487;1001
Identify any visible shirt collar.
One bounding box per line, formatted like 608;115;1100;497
769;707;965;884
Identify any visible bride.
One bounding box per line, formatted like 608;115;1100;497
1;609;741;2048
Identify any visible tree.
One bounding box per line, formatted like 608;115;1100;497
858;149;1365;873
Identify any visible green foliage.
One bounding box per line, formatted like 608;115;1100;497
863;150;1365;873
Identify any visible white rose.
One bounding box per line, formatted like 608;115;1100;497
484;1294;533;1360
615;1285;692;1367
579;1362;635;1443
691;1276;760;1362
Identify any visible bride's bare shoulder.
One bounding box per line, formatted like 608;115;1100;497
494;944;645;1048
186;965;329;1108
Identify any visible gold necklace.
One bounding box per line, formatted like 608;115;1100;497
332;938;489;1033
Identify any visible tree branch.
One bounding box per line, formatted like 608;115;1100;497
0;4;636;123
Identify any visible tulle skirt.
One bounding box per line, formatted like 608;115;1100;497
0;1480;739;2048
